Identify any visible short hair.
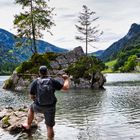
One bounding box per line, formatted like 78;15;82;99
39;65;47;75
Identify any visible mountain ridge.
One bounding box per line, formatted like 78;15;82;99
0;28;68;62
90;50;104;57
99;23;140;61
0;28;68;74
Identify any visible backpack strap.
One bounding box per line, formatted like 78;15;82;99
37;77;52;85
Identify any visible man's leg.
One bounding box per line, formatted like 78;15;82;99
44;107;55;139
23;108;34;129
46;125;54;140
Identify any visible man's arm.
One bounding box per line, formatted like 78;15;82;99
61;75;70;90
29;79;37;101
30;94;36;101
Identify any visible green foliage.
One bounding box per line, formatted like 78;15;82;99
4;79;14;89
65;56;105;84
14;0;55;54
102;60;117;73
105;60;117;67
44;52;59;61
110;31;140;72
114;48;140;71
120;55;137;72
16;61;33;73
0;62;18;75
2;116;10;127
15;53;54;74
18;108;26;112
0;43;19;75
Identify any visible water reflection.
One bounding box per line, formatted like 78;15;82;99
0;74;140;139
105;73;140;83
55;89;104;140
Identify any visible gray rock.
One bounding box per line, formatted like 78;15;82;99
50;61;60;69
0;107;44;134
91;71;106;89
11;71;19;84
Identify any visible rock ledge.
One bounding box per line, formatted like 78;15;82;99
0;107;44;134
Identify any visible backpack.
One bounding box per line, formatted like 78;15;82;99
37;77;56;106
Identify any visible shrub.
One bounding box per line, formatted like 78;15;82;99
66;56;105;80
16;61;33;73
45;52;59;61
120;55;137;72
3;79;14;89
15;53;53;74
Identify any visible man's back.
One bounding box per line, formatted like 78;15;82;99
36;77;56;106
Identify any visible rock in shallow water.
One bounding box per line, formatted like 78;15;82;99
0;107;44;134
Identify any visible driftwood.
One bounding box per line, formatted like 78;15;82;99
17;73;63;77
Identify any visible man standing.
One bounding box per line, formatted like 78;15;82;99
22;65;70;139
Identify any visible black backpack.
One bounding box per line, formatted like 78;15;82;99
37;77;56;106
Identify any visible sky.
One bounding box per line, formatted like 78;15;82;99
0;0;140;53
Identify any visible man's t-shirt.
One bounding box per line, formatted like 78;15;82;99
30;77;63;106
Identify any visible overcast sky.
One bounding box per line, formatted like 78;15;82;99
0;0;140;53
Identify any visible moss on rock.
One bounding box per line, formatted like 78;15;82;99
15;53;54;74
3;79;14;89
2;116;11;128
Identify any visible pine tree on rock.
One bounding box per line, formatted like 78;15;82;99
75;5;103;55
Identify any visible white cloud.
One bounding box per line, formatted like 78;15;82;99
0;0;15;7
0;0;140;52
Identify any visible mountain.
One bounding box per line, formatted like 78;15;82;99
90;50;104;57
99;23;140;61
0;28;68;63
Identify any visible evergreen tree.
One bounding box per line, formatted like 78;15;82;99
75;5;103;55
14;0;55;54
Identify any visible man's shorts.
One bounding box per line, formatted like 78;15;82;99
30;103;56;127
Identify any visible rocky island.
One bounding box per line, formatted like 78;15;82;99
3;46;106;91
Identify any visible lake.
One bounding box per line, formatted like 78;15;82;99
0;73;140;140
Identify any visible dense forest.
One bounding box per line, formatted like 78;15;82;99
114;32;140;72
0;43;19;75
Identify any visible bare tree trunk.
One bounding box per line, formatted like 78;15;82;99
31;0;37;54
85;24;88;56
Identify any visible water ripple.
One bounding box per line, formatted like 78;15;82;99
0;74;140;140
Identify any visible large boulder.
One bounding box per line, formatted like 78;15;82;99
70;71;106;89
91;71;106;89
48;46;85;75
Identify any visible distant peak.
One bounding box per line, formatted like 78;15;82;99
0;28;9;32
130;23;140;29
0;28;14;36
129;23;140;32
126;23;140;39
